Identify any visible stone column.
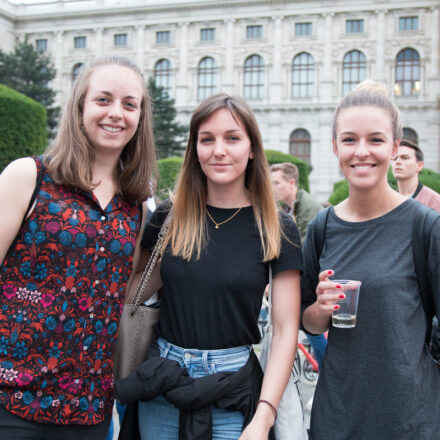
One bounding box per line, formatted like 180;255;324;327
432;8;439;77
54;30;64;106
136;25;145;70
321;13;333;101
375;10;386;83
94;26;103;57
270;16;283;103
223;19;235;94
176;22;189;105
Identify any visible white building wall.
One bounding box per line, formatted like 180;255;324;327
0;0;439;201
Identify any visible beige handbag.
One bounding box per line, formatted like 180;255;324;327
113;211;172;381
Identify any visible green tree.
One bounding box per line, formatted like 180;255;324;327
148;78;187;158
0;38;59;138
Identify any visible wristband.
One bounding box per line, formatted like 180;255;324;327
256;399;277;421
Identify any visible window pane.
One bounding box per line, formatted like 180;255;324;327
36;39;47;52
295;22;312;36
247;25;262;39
289;129;311;164
74;36;86;49
72;63;84;82
114;34;127;47
243;55;265;99
342;50;366;95
395;48;420;96
154;59;173;96
156;31;170;44
292;53;314;98
346;19;364;34
198;57;218;100
201;28;215;41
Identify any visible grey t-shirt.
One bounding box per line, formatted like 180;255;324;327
301;199;440;440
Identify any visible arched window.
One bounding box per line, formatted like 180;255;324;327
290;129;311;164
197;57;218;100
244;55;264;100
292;52;314;98
72;63;84;82
154;59;173;96
395;48;420;96
402;127;418;144
342;50;366;95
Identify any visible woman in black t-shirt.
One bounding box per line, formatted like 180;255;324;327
123;94;302;440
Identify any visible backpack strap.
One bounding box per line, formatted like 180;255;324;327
412;204;438;344
314;207;331;260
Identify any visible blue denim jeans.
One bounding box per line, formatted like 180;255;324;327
307;333;327;370
138;337;251;440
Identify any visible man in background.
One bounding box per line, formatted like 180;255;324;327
392;139;440;212
270;162;326;369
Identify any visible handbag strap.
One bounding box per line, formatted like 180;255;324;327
129;209;173;315
267;265;273;326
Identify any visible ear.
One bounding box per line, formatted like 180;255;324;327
417;161;424;173
332;138;338;156
391;139;400;159
249;149;254;160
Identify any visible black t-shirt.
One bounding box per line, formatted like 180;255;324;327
141;200;302;349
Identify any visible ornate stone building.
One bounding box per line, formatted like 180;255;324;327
1;0;439;199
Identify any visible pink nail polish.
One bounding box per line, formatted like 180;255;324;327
328;270;333;275
334;305;340;310
339;294;345;299
336;284;342;289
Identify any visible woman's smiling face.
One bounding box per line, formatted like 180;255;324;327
333;106;399;191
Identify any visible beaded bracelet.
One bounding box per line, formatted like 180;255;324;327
256;399;278;421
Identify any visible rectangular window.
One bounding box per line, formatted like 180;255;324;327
74;36;86;49
35;39;47;52
399;16;419;31
156;31;171;44
201;28;216;42
346;19;364;34
114;33;128;47
295;22;312;36
246;25;262;39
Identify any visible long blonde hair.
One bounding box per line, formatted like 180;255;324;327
165;93;281;261
44;55;156;203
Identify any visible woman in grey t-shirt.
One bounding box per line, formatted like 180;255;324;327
301;80;440;440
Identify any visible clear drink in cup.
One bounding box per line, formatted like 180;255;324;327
331;280;361;328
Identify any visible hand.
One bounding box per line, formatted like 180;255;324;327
314;269;345;319
239;419;271;440
239;403;274;440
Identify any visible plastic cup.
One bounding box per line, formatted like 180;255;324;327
331;280;361;328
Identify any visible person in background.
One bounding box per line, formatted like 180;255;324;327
270;162;327;370
391;138;440;212
301;80;440;440
0;55;155;439
116;94;303;440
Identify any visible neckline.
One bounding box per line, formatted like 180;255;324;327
329;199;414;227
206;204;252;211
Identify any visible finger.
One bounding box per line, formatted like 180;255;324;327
318;269;334;282
317;292;345;305
316;280;344;294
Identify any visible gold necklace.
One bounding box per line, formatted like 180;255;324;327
206;207;243;229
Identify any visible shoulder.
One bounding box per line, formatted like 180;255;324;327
0;157;37;193
141;199;172;250
278;210;301;247
297;189;322;211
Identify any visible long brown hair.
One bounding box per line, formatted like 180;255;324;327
44;55;156;203
165;93;281;261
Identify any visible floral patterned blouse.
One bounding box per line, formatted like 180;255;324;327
0;157;141;425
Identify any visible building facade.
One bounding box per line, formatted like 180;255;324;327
1;0;439;200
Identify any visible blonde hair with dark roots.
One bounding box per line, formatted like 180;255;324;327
332;79;403;142
44;55;156;203
165;93;281;262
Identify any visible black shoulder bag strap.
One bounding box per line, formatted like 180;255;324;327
412;204;438;345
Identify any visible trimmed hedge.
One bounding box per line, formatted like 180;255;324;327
328;167;440;205
0;84;47;172
156;150;310;200
264;149;310;192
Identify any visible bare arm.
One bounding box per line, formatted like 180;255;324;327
0;158;37;266
123;202;162;304
240;269;301;439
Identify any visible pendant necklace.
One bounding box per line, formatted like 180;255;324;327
206;207;242;229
